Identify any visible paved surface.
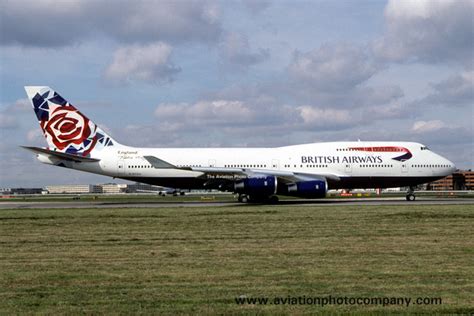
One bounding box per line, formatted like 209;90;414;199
0;198;473;209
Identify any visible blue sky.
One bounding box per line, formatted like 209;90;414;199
0;0;472;187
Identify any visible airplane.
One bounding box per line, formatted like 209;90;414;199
22;86;456;202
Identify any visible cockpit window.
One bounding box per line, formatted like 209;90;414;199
420;146;430;151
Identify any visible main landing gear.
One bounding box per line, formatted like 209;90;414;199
406;186;416;201
238;194;249;203
237;194;279;204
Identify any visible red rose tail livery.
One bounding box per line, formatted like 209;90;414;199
25;86;116;156
23;86;456;203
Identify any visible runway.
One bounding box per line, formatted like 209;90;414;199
1;197;473;209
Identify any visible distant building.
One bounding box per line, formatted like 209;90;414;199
100;183;124;194
1;187;44;195
46;184;102;194
43;183;165;194
428;170;474;190
125;183;165;193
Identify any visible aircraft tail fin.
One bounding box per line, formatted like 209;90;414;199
24;86;117;156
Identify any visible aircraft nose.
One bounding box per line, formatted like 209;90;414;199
450;161;457;172
446;158;456;172
437;153;456;173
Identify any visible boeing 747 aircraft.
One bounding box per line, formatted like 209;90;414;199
23;86;456;202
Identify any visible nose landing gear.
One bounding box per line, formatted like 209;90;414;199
406;186;416;201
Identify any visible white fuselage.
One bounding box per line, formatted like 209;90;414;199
56;141;455;190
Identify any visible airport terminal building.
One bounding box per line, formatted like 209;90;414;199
46;184;103;194
43;183;164;194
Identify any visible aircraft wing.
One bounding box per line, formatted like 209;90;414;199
21;146;100;162
143;155;341;185
190;166;341;184
143;155;178;169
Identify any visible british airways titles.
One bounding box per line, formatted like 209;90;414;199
301;155;384;164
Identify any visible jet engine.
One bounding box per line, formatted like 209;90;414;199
285;180;327;198
234;176;277;197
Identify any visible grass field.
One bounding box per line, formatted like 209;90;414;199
1;204;473;314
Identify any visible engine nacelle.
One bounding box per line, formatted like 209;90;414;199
234;176;277;197
286;180;327;198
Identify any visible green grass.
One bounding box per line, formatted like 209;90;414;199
0;205;473;314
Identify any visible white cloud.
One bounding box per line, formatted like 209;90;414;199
289;43;380;91
412;120;446;133
219;32;269;67
114;1;221;44
0;0;222;47
0;113;17;129
154;98;366;135
366;102;411;120
374;0;474;64
410;125;472;146
241;0;271;15
283;48;402;110
297;106;355;128
0;98;30;112
155;100;255;125
354;86;404;107
104;42;181;84
422;70;474;107
0;98;36;131
11;98;30;112
26;128;43;143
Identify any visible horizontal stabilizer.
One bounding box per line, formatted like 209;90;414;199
21;146;100;162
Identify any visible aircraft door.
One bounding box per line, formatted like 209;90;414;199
117;160;125;175
345;164;352;174
272;159;279;170
209;159;216;167
401;163;408;174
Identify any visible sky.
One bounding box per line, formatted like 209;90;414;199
0;0;473;187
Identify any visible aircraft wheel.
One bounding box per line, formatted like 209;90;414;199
238;194;249;203
406;194;416;201
269;195;279;204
